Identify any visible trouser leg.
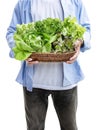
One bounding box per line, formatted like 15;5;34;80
52;87;78;130
23;88;49;130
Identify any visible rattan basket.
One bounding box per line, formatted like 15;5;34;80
30;51;76;62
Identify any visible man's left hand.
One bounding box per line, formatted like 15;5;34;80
66;39;83;64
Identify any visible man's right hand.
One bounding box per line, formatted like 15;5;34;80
26;58;39;65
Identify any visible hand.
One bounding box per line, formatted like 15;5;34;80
66;39;83;64
26;58;39;65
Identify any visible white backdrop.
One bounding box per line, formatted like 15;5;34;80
0;0;97;130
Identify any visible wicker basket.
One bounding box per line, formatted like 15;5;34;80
30;51;76;62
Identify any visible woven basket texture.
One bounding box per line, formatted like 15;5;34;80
30;51;76;62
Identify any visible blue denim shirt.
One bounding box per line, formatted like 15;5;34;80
6;0;91;91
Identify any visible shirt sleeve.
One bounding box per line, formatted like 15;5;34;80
6;1;22;58
77;0;91;52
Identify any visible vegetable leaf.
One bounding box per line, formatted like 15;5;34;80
13;16;86;60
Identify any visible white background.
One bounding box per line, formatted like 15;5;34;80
0;0;97;130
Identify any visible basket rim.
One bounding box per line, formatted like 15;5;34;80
31;50;76;55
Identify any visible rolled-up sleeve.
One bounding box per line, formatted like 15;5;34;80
6;1;22;58
78;0;91;52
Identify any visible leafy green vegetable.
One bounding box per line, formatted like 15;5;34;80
13;16;86;60
62;16;86;41
34;18;63;35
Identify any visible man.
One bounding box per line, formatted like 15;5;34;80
6;0;91;130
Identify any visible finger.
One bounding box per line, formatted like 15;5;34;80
66;52;78;64
27;58;33;62
66;59;75;64
26;58;39;65
28;60;39;64
69;53;77;60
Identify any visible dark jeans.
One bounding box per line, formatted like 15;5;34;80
23;86;78;130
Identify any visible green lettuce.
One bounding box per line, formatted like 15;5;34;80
13;16;86;60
